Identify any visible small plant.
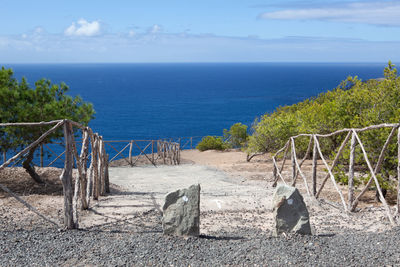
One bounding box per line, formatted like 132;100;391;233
223;123;249;148
196;136;228;151
333;165;362;187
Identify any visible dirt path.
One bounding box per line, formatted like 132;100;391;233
79;163;274;234
79;149;394;235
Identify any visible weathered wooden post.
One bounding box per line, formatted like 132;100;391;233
152;140;155;163
86;130;95;205
311;135;318;196
68;123;82;228
163;142;166;164
177;144;181;164
129;141;133;165
79;128;90;210
99;136;106;196
157;141;160;158
59;120;76;229
350;127;396;211
173;144;177;164
92;134;100;200
40;144;44;167
397;127;400;215
2;151;6;163
190;137;193;149
169;143;173;165
352;130;394;224
291;139;296;184
105;154;110;193
348;132;356;210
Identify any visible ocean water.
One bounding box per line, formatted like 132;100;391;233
2;63;386;165
6;63;385;140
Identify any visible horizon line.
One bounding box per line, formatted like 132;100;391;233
2;61;391;65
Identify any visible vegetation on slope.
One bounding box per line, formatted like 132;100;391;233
247;62;400;188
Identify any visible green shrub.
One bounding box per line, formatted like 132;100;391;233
196;136;228;151
223;123;249;148
246;62;400;191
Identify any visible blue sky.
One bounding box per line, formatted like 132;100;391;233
1;0;399;63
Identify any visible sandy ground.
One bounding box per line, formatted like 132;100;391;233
78;149;394;235
0;149;395;235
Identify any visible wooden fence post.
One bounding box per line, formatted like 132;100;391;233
314;135;348;211
352;130;394;225
86;130;95;205
129;141;133;165
40;144;44;167
79;128;90;210
351;127;397;211
291;139;296;183
177;144;181;164
163;142;166;164
315;131;351;199
59;120;75;229
312;136;318;196
92;134;100;200
397;127;400;215
99;136;106;196
273;163;277;183
152;140;155;163
105;154;110;193
348;132;356;210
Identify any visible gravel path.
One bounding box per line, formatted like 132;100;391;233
1;162;399;266
1;209;400;266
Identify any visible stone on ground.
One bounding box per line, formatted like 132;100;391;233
273;184;311;236
162;184;200;236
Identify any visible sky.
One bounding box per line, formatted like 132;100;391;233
1;0;399;63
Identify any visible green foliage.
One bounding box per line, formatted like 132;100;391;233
248;62;400;152
0;66;95;153
223;123;249;148
196;136;228;151
247;62;400;190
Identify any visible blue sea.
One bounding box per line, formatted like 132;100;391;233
2;62;387;165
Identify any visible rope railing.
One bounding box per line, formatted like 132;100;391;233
272;123;400;225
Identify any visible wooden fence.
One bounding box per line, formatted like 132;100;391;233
1;136;204;168
0;119;109;229
272;123;400;225
104;139;181;167
157;140;180;165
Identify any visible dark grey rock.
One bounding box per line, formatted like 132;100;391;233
273;184;312;236
162;184;200;236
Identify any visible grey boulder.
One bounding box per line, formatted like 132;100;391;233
273;184;312;236
162;184;200;237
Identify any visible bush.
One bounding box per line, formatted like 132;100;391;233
247;62;400;158
196;136;228;151
246;62;400;191
223;123;249;148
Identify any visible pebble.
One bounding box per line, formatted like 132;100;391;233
1;213;400;266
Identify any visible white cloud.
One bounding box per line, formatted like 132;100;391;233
1;31;399;63
34;27;45;34
64;19;101;37
259;1;400;26
149;24;162;34
128;30;136;37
